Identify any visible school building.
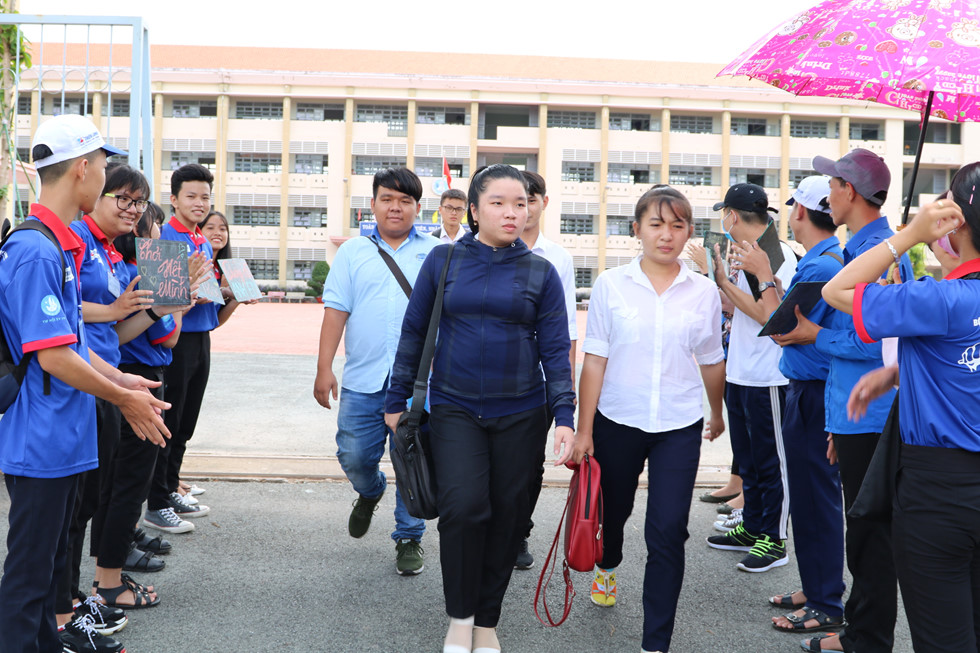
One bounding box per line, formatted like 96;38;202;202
11;43;976;288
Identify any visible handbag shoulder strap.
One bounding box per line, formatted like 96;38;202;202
370;237;413;299
409;244;454;416
821;251;844;266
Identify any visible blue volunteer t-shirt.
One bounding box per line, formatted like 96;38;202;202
160;216;218;332
119;261;177;368
0;204;97;478
71;216;130;367
855;259;980;451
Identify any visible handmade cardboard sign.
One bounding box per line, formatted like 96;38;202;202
135;238;191;306
196;274;225;305
217;258;263;302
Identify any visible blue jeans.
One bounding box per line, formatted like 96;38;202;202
335;385;425;542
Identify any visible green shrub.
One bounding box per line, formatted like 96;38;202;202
307;260;330;297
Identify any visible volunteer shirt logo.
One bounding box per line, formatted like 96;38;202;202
959;344;980;373
41;295;60;316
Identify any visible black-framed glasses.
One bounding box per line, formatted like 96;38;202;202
104;193;148;213
440;205;466;214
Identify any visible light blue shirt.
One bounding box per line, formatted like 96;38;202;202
322;226;439;393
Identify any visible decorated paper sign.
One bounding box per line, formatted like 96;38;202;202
196;274;225;305
135;238;191;306
217;258;263;302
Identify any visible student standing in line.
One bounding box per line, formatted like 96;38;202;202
385;164;574;653
314;168;438;576
823;168;979;653
566;185;725;653
0;115;169;653
514;169;578;571
705;183;797;573
433;189;468;243
775;150;911;653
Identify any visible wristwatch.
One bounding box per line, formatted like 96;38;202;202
759;281;777;293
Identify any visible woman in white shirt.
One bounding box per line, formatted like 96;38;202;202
564;185;726;653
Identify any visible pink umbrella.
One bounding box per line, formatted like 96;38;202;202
719;0;980;222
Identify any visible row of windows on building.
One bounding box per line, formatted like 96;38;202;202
163;152;467;178
561;162;811;188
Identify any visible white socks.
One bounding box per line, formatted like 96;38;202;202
444;616;474;653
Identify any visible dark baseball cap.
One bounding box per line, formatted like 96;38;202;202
812;148;890;206
712;183;777;214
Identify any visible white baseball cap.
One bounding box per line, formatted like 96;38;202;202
31;114;127;169
786;175;831;212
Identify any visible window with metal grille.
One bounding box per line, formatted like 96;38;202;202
414;157;468;178
560;214;597;235
669;166;714;186
171;100;217;118
291;261;315;280
295;103;345;121
789;169;817;188
109;98;130;117
247;259;279;280
729;168;776;188
609;112;654;131
293;154;328;174
608;164;652;184
292;209;328;228
354;156;407;175
235;101;283;120
561;162;596;182
350;208;374;228
355;104;409;123
233;154;282;173
670;114;714;134
548;110;597;129
790;120;828;138
49;97;89;116
231;206;281;227
17;96;31;115
170;152;217;171
575;268;595;288
607;215;634;236
849;121;882;141
730;117;770;136
417;106;467;125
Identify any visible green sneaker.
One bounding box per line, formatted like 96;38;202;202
395;538;425;576
348;490;384;538
705;522;759;552
737;534;788;573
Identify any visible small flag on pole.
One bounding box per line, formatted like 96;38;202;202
443;157;452;189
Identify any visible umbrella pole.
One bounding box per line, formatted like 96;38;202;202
902;91;935;225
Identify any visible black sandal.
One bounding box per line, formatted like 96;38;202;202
123;544;165;573
769;589;806;609
800;633;844;652
774;606;844;633
94;578;160;609
134;527;172;555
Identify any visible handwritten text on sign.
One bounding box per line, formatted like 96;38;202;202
217;258;263;302
135;238;191;306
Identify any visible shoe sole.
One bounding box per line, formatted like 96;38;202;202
142;518;194;534
590;597;615;608
171;508;210;518
514;562;534;570
95;617;128;636
713;522;739;533
706;537;754;552
737;556;790;573
396;565;424;576
122;563;165;573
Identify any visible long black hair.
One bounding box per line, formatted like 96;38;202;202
950;162;980;254
200;210;232;259
466;164;528;234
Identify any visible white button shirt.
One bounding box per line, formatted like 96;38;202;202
528;233;578;340
583;256;724;433
437;223;468;244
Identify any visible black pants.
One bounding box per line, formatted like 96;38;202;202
57;398;120;613
894;444;980;653
0;473;77;653
156;330;210;506
430;402;549;627
95;364;166;568
592;411;702;653
834;432;897;653
524;409;553;540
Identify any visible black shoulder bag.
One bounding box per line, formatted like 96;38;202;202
389;244;454;520
371;238;413;299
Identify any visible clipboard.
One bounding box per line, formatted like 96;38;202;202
746;221;787;300
757;281;826;337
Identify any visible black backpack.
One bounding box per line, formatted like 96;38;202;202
0;218;69;412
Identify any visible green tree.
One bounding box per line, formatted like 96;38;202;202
1;2;31;222
306;260;330;297
907;242;928;280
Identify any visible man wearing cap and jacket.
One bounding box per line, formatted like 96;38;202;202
0;115;169;653
774;149;912;653
705;183;797;573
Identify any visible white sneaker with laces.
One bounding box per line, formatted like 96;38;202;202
713;508;744;533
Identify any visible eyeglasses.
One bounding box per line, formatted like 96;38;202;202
441;205;466;215
104;193;148;213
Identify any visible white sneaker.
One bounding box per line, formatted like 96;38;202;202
713;508;743;533
186;484;206;496
180;492;199;506
143;507;195;534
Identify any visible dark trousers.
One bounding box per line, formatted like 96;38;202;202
592;412;702;653
783;380;844;617
0;474;78;653
158;330;210;504
95;364;166;568
834;432;897;653
726;383;789;539
524;409;553;540
429;402;549;627
894;444;980;653
56;399;120;613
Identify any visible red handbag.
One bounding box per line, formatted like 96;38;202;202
533;454;603;627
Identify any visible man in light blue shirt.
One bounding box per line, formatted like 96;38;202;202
314;168;438;576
